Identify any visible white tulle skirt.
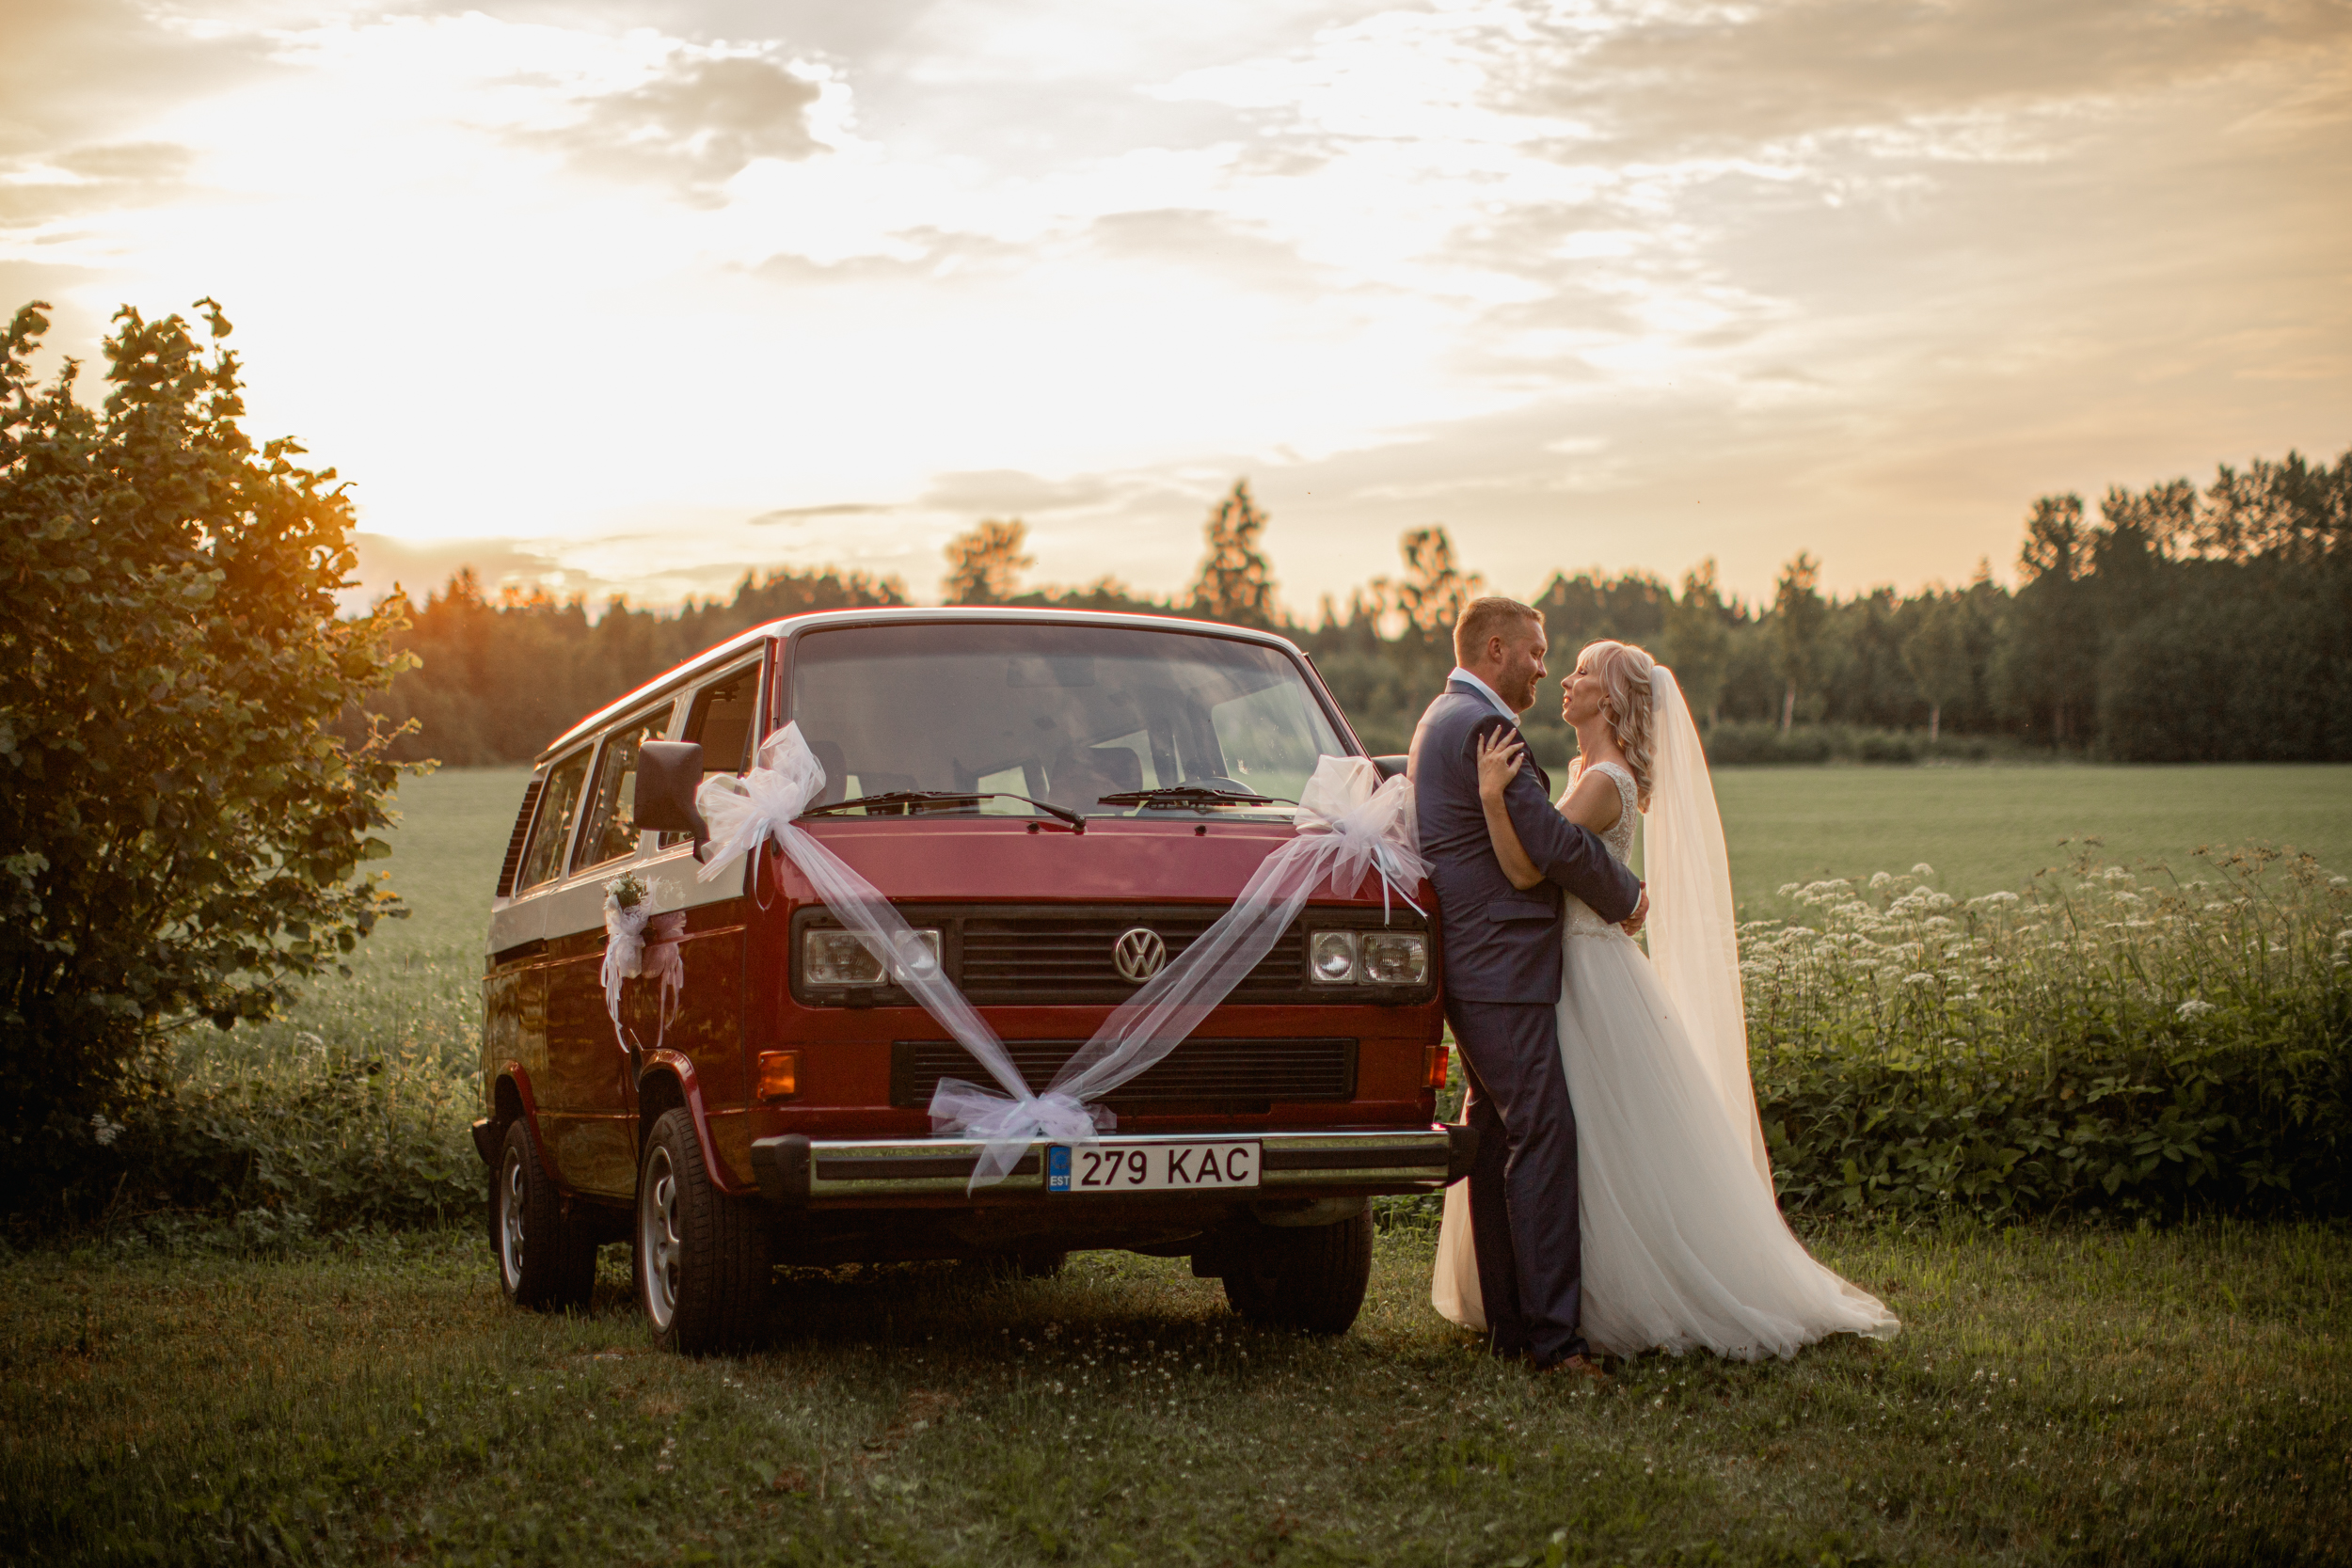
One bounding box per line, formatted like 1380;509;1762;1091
1433;925;1899;1361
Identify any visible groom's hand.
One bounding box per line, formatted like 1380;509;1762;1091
1620;886;1649;937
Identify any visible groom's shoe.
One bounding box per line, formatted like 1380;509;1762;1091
1534;1353;1608;1382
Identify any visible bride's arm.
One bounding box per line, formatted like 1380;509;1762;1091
1473;731;1546;891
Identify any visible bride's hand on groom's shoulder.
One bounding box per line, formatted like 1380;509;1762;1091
1621;885;1650;936
1473;727;1525;800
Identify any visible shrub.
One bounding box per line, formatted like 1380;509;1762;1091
0;300;412;1208
1745;847;2352;1221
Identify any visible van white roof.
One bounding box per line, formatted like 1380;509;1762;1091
534;606;1313;765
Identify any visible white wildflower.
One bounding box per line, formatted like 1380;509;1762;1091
2102;866;2135;883
1902;972;1937;986
1912;863;1935;878
1970;892;2020;909
90;1113;123;1148
1777;882;1802;897
2174;1000;2217;1022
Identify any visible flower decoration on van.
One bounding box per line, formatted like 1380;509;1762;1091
601;872;681;1052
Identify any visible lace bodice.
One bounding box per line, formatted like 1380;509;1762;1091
1562;759;1639;936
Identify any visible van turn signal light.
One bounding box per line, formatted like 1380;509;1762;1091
1425;1039;1450;1091
755;1050;801;1101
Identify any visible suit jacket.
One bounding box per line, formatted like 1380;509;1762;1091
1408;680;1644;1006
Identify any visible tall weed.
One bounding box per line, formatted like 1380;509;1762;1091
1746;844;2352;1220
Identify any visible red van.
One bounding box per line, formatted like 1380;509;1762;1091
473;608;1464;1352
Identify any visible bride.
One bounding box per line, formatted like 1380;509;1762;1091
1432;640;1899;1361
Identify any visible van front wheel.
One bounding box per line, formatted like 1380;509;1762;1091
635;1108;771;1354
1221;1209;1374;1335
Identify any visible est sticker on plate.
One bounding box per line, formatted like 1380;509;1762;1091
1047;1141;1262;1193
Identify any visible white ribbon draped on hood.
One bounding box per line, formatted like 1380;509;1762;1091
692;727;1427;1191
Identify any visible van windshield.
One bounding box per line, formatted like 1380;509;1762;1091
788;623;1349;819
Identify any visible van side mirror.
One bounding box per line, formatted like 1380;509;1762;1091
1372;754;1409;782
634;741;708;855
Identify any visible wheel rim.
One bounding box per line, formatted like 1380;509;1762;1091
498;1145;528;1291
639;1145;681;1332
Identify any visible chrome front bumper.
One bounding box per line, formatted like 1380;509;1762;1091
749;1126;1475;1207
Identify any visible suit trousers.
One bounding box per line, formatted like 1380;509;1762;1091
1447;996;1586;1366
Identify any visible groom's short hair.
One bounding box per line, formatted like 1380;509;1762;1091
1454;596;1543;666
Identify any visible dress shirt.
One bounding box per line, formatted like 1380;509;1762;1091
1446;666;1521;724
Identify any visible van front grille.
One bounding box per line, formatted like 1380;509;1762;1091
890;1037;1357;1112
958;911;1303;1005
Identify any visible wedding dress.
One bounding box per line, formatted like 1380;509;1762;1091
1431;670;1898;1360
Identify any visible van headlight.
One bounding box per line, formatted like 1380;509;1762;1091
802;927;941;987
1308;929;1427;985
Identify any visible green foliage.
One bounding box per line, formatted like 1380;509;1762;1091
0;300;411;1180
1747;847;2352;1222
1186;479;1276;627
356;562;908;765
941;516;1033;605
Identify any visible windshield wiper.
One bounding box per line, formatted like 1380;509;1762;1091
1096;784;1286;808
801;789;1084;829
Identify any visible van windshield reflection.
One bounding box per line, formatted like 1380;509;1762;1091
788;623;1347;819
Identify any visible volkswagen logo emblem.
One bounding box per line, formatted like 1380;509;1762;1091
1111;927;1168;984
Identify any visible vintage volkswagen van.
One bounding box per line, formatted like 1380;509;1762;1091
473;608;1463;1352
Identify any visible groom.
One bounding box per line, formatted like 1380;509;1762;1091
1410;597;1645;1374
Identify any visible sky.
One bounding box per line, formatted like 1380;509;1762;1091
5;0;2347;616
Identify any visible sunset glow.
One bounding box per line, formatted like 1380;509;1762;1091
6;0;2346;610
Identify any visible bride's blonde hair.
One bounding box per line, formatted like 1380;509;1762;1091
1580;640;1656;811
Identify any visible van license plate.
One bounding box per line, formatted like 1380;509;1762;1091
1047;1141;1261;1194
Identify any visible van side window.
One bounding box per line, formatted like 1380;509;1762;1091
685;666;759;777
515;749;592;891
573;707;675;873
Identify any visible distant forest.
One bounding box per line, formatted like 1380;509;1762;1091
345;446;2351;768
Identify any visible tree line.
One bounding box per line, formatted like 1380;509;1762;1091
352;447;2351;768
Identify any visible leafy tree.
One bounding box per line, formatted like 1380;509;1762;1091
1769;551;1827;732
1660;559;1734;722
1898;593;1972;741
1188;480;1278;627
942;517;1033;605
1994;494;2097;745
0;300;410;1161
1392;527;1484;639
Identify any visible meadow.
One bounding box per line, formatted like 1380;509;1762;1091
5;1219;2344;1566
5;760;2345;1563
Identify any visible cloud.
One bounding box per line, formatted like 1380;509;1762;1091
915;468;1122;515
749;501;895;524
535;51;828;198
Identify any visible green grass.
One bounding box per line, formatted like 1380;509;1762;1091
1708;763;2352;918
365;762;2352;949
3;1221;2344;1565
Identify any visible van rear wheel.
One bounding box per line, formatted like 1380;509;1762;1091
635;1108;771;1354
1221;1210;1374;1335
491;1119;596;1311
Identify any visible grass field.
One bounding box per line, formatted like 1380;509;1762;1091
39;760;2333;1563
1708;763;2352;918
4;1221;2344;1565
374;762;2352;944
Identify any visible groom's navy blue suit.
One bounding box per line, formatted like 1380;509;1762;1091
1411;679;1642;1365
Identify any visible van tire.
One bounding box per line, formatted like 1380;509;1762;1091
491;1118;596;1311
1220;1209;1374;1335
635;1108;771;1354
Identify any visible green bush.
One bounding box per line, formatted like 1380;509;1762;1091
1746;847;2352;1221
0;300;412;1196
1699;721;2015;766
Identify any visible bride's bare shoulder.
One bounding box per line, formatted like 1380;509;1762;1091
1559;760;1623;833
